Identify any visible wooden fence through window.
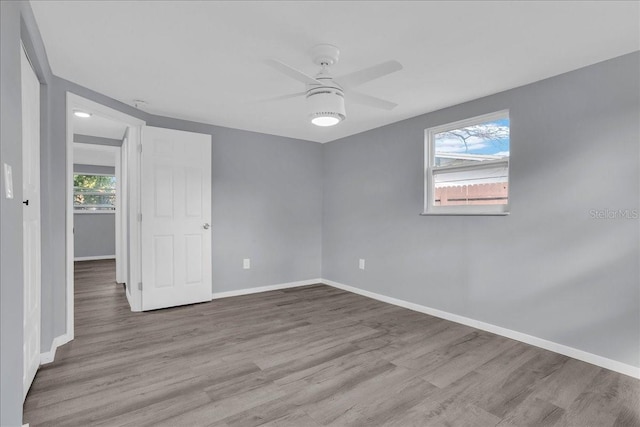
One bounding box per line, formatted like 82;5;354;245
435;183;508;206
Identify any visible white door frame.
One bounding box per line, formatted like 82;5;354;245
66;93;146;339
116;131;127;284
22;44;41;400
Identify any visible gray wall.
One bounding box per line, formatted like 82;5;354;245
0;3;24;423
73;213;116;259
322;52;640;368
144;116;323;292
1;1;54;424
73;164;116;259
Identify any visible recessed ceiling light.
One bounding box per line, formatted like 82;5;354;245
73;110;92;118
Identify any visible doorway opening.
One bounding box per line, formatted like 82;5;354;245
73;142;120;263
65;94;146;341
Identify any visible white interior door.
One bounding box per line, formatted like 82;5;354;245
140;126;212;311
21;46;41;400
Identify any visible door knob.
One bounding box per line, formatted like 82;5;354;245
203;223;210;230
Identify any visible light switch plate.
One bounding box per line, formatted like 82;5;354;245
4;163;14;199
359;259;365;270
243;258;251;269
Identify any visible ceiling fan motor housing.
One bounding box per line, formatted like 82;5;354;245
311;44;340;67
307;87;346;124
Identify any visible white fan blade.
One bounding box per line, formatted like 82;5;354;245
335;60;403;88
265;59;322;86
349;91;398;110
258;92;306;103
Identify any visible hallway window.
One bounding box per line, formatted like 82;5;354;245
73;174;116;211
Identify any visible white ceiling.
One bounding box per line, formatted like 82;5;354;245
73;112;128;140
32;1;639;143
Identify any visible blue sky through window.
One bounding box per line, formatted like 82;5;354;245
435;118;510;157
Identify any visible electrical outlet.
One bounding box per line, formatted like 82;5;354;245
359;259;365;270
243;258;251;269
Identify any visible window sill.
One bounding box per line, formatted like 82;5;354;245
74;210;116;215
420;211;510;216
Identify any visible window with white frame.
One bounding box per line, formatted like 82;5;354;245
424;110;510;215
73;174;116;212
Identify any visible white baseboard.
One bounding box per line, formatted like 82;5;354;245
125;283;142;312
322;279;640;379
212;278;322;300
40;333;72;364
74;255;116;261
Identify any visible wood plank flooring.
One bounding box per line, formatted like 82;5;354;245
23;260;639;426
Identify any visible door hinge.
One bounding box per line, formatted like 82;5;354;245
138;282;143;291
138;213;142;222
138;144;142;153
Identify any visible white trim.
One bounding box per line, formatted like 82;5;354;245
433;158;509;174
65;94;74;343
39;333;72;364
73;210;116;215
421;205;510;216
73;172;115;177
126;126;143;312
321;279;640;379
66;93;146;344
117;132;129;286
114;143;123;284
74;255;116;261
211;279;322;300
125;283;141;312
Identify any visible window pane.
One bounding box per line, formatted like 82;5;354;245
434;118;509;167
426;113;510;212
74;174;116;210
73;174;116;190
74;193;116;207
433;175;509;206
434;166;508;206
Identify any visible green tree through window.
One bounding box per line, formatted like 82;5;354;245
74;174;116;211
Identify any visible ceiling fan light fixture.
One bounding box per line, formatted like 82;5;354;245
311;115;341;127
308;89;345;127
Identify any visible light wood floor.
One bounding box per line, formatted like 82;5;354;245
24;260;639;426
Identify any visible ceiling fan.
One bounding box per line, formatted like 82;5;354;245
264;44;402;127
